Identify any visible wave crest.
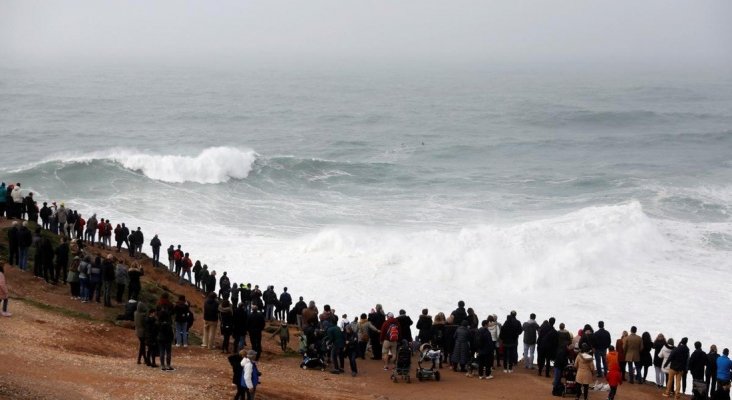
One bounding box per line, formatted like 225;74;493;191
15;147;257;184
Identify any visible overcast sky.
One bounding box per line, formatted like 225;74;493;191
1;0;730;69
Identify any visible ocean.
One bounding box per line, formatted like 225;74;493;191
1;65;730;345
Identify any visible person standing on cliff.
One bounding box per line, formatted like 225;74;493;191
0;263;11;317
149;234;161;267
248;305;265;361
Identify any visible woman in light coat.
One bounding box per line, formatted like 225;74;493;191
574;343;596;400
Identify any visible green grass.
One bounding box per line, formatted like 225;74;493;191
18;296;96;321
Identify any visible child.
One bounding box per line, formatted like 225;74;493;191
0;263;10;317
270;321;289;352
606;345;622;400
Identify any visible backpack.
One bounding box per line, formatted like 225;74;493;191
173;250;183;261
388;324;399;342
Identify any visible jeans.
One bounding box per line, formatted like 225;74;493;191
265;304;275;321
175;321;188;346
158;341;172;368
137;336;148;364
179;269;191;284
347;348;358;373
169;259;175;272
628;360;642;382
553;366;563;389
152;249;159;267
102;281;113;306
503;344;517;370
331;345;344;370
79;278;89;301
594;348;607;376
18;246;29;271
2;298;8;312
655;366;666;386
523;343;536;368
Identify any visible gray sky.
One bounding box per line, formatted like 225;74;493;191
1;0;730;69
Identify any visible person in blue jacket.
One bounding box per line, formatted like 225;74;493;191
718;348;732;386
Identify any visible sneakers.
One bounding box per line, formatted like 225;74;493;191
183;344;188;348
486;375;494;380
1;312;11;317
479;376;485;380
503;369;508;373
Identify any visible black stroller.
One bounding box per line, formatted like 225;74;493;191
561;365;578;398
391;341;412;383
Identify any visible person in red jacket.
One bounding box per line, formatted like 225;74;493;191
607;345;623;400
380;312;400;370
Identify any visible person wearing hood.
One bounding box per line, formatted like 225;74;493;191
416;309;433;344
10;184;23;219
538;317;558;377
239;350;260;399
219;299;234;353
396;309;413;344
660;338;677;396
452;320;472;373
380;312;400;370
574;343;596;400
499;311;522;373
522;313;540;369
606;345;623;400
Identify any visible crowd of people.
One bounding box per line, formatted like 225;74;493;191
2;181;731;400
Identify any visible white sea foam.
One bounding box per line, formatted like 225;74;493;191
14;147;258;184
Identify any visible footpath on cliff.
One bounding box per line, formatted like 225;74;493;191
0;218;665;400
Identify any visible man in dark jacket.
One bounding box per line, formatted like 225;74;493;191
54;236;70;284
538;317;558;377
7;221;19;266
450;301;467;326
232;302;248;351
278;287;292;321
594;320;612;377
262;286;277;321
499;311;522;372
247;305;265;361
39;202;52;229
664;337;690;398
18;222;33;271
689;341;708;381
149;234;162;267
101;254;116;307
293;296;307;329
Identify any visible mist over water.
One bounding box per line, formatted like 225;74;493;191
1;65;731;347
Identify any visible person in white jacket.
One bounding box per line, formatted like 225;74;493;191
10;184;23;219
240;350;260;399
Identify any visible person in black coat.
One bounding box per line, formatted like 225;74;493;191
233;302;249;351
17;222;33;271
228;350;245;400
247;306;265;361
499;311;523;372
416;309;433;344
708;345;720;397
396;309;413;343
476;320;496;378
37;236;55;283
450;301;467;326
7;222;19;266
538;318;558;377
594;321;612;377
368;307;385;360
688;341;708;381
54;237;69;284
665;337;691;396
39;203;52;230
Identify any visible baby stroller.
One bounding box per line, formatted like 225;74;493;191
416;343;441;382
299;336;326;371
391;341;412;383
561;365;578;398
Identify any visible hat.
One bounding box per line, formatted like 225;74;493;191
246;350;257;358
